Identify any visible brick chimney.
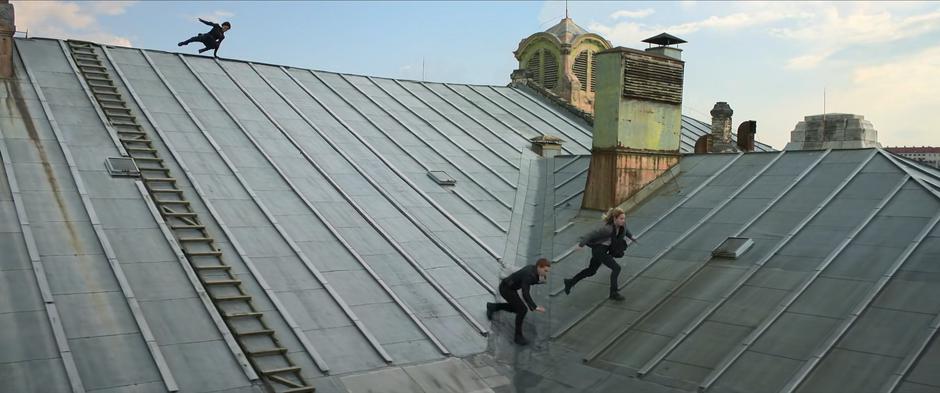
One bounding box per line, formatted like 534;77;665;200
581;35;685;210
0;0;14;78
709;102;737;153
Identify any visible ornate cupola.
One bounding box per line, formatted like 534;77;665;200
511;17;612;115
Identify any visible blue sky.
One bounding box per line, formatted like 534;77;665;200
13;1;940;149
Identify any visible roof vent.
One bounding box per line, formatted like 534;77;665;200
105;157;140;177
712;237;753;259
427;170;456;186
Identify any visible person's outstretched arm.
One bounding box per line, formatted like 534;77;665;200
213;37;224;57
520;280;537;311
625;227;638;242
198;18;216;27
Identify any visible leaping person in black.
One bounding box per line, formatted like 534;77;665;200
486;258;550;346
178;18;231;57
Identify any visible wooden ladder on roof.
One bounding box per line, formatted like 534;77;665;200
65;40;315;393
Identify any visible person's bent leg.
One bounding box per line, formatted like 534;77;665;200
503;289;530;345
565;249;605;294
602;254;624;300
178;35;199;46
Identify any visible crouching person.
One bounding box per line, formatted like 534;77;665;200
486;258;550;345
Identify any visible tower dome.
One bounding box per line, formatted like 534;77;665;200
512;17;612;114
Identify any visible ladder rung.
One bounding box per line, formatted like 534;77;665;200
249;347;288;357
150;188;183;193
269;374;305;389
179;237;213;242
119;136;151;142
187;250;223;256
80;64;106;69
203;279;240;286
236;329;275;337
103;105;130;111
86;74;111;81
137;166;167;173
127;147;157;153
282;387;316;393
155;198;189;204
260;366;300;375
164;212;198;217
213;295;252;302
97;96;123;103
109;113;136;119
87;79;113;86
169;224;205;229
142;177;176;182
133;157;163;162
194;264;230;271
76;59;103;65
224;311;262;319
111;121;138;127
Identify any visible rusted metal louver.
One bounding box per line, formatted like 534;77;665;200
573;50;588;91
526;51;541;81
542;50;558;89
622;52;684;104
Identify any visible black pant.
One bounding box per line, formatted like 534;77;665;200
181;34;218;49
569;246;621;293
491;282;527;337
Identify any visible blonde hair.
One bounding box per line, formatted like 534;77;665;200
602;207;625;225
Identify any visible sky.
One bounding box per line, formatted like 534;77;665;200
11;0;940;150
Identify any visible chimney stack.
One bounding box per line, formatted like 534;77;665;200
736;120;757;152
0;0;14;78
582;34;685;210
709;102;737;153
642;32;686;60
529;135;564;158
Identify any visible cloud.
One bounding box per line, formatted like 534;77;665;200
185;10;236;23
772;6;940;69
590;6;811;46
12;1;134;46
813;45;940;145
611;9;655;20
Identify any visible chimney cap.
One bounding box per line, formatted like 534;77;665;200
642;32;687;47
529;134;564;145
711;102;733;118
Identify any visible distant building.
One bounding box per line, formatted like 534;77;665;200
885;146;940;168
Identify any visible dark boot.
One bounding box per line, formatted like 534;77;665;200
563;278;573;295
514;334;529;346
198;47;210;53
486;303;496;320
609;291;625;301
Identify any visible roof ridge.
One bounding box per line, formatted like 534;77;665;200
19;37;509;89
878;148;940;200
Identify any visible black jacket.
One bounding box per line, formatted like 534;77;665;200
578;223;635;248
199;19;226;43
500;264;544;311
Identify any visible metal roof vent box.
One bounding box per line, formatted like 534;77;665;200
428;170;456;186
712;237;753;259
105;157;140;177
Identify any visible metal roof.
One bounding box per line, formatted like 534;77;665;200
1;36;779;393
545;148;940;393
